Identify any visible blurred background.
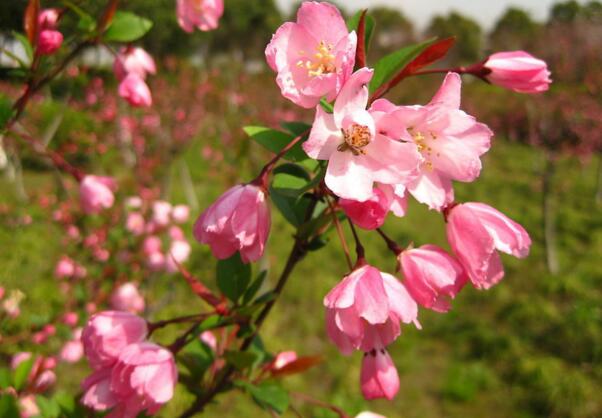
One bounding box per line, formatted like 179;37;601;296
0;1;601;417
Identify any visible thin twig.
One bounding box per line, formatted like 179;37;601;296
326;196;353;270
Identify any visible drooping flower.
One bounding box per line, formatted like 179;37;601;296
388;72;493;210
110;283;145;314
113;47;156;81
81;311;148;369
360;348;399;400
483;51;551;94
399;244;467;312
118;74;152;108
193;184;271;263
304;68;421;201
446;202;531;290
265;1;357;108
177;0;224;33
80;175;117;215
324;265;420;355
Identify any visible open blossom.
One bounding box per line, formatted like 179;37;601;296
266;1;357;108
177;0;224;32
193;184;271;263
172;205;190;224
80;175;117;214
400;244;468;312
82;311;148;369
82;342;177;418
388;72;493;210
446;202;531;290
324;265;420;355
114;47;156;81
360;348;400;400
152;201;173;227
110;283;145;314
484;51;551;94
304;68;421;201
126;212;145;236
118;74;152;107
165;239;191;273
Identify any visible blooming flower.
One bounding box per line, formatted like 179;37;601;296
360;348;399;400
400;244;467;312
324;265;420;355
484;51;551;94
172;205;190;224
80;175;117;215
113;47;156;81
389;72;493;210
110;283;145;314
193;184;271;263
118;74;152;108
152;201;173;227
265;1;357;108
126;212;145;236
446;202;531;289
304;68;422;201
177;0;224;32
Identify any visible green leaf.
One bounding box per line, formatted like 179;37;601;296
36;395;61;418
12;32;33;63
281;121;311;136
103;11;153;42
179;339;214;378
0;395;20;418
242;270;267;305
224;350;258;371
13;357;34;391
216;253;251;303
0;94;14;130
369;38;437;93
0;368;10;389
272;164;311;197
62;0;96;32
270;190;314;227
243;126;308;162
347;10;376;52
239;381;290;414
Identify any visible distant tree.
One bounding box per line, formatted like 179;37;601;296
549;0;581;23
368;7;415;60
426;12;482;64
489;8;541;51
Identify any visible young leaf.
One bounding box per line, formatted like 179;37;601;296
269;189;314;227
0;94;15;130
0;395;20;418
242;270;267;305
179;339;214;378
271;164;311;197
347;10;375;53
271;355;323;377
24;0;40;44
0;368;10;389
103;11;153;42
401;37;455;76
216;253;251;303
243;382;290;414
12;32;33;63
243;126;308;162
369;38;437;93
280;121;311;136
224;350;258;370
35;395;61;418
13;357;34;391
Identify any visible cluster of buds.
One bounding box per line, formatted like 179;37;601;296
114;47;157;108
37;9;63;56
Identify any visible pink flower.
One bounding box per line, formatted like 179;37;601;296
360;348;399;400
126;212;145;236
80;175;117;214
193;184;271;263
38;30;63;55
143;236;162;255
62;312;79;326
82;311;148;369
33;370;56;392
61;340;84;363
152;201;172;227
355;413;386;418
304;68;421;201
324;265;420;355
484;51;551;94
82;342;177;417
400;245;468;312
126;196;143;209
11;352;32;369
339;186;390;230
200;330;217;351
446;202;531;290
19;395;40;418
39;9;60;29
113;47;156;81
118;74;152;108
265;1;357;108
54;256;76;279
177;0;224;32
147;252;166;272
389;73;493;210
172;205;190;224
272;351;298;370
165;240;191;273
110;283;145;314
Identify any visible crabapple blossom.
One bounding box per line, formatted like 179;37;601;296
194;184;271;263
272;351;298;370
200;330;217;351
152;201;173;227
80;175;117;214
60;329;84;363
126;212;145;236
484;51;552;94
360;348;400;400
38;30;63;55
304;68;422;201
400;244;468;312
38;9;60;28
266;1;357;108
177;0;224;32
446;202;531;290
324;265;420;355
118;73;152;107
113;47;156;81
172;204;190;224
110;283;145;314
388;72;493;210
19;395;40;418
339;184;408;230
165;239;192;273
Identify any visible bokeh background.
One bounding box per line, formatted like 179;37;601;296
1;1;601;417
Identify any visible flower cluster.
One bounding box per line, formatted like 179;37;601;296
114;47;157;108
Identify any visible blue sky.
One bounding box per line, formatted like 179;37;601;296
275;0;581;29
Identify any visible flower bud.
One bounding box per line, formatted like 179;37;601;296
484;51;551;94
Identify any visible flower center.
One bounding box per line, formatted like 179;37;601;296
297;41;336;77
337;124;371;156
408;127;440;170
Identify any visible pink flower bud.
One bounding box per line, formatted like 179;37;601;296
143;236;162;254
484;51;551;94
81;311;148;369
118;74;152;108
38;9;60;29
446;202;531;290
60;340;84;364
194;184;271;263
152;201;173;227
165;240;191;273
324;265;420;354
360;349;399;400
272;351;298;370
339;187;390;230
110;283;145;314
177;0;224;32
113;47;156;81
33;370;56;392
147;252;166;272
38;30;63;55
19;395;40;418
200;330;217;351
11;352;32;369
80;175;116;215
126;212;145;236
62;312;79;326
168;226;185;241
400;245;468;312
54;256;75;279
172;204;190;224
125;196;143;209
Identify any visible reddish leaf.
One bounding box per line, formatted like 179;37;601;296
175;259;222;308
355;10;368;69
98;0;120;33
270;355;322;377
402;37;455;75
24;0;40;44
